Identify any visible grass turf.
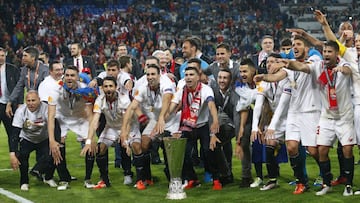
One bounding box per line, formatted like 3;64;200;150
0;125;359;203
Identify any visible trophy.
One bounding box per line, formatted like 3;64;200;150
163;137;187;200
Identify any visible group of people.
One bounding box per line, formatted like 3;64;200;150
2;6;360;200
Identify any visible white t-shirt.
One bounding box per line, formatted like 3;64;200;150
284;56;322;113
47;81;91;119
93;91;130;129
172;83;215;126
134;76;174;120
38;75;61;102
13;102;48;143
311;59;353;120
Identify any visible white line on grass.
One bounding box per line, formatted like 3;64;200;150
0;188;34;203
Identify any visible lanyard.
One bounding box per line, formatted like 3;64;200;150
324;66;337;88
106;94;118;120
147;86;160;107
270;82;277;101
27;62;39;90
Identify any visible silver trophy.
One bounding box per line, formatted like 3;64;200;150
163;137;187;200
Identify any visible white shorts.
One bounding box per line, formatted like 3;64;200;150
57;116;89;141
285;111;320;147
100;126;141;147
142;119;157;136
317;117;356;146
354;105;360;145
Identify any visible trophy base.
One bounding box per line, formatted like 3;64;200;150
166;178;187;200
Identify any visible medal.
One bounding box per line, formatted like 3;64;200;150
290;81;297;89
329;87;336;99
150;106;154;112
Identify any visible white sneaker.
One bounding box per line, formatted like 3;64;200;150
250;177;263;188
123;175;132;185
20;184;29;191
260;180;278;191
343;185;353;196
354;190;360;195
316;185;331;196
57;182;69;191
84;180;95;189
44;179;58;187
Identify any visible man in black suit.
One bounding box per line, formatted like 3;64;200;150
115;43;144;80
0;47;21;151
63;42;97;78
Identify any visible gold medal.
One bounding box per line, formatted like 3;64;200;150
290;81;297;89
150;106;153;112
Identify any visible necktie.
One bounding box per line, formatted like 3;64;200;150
76;58;80;69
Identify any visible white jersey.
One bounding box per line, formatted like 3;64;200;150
311;59;353;121
97;71;132;96
257;79;291;111
133;73;175;95
48;81;91;119
284;57;322;113
93;91;131;129
134;76;174;120
13;102;48;143
38;75;61;102
341;47;360;104
172;83;215;126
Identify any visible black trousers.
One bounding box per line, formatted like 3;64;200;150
181;124;210;181
0;103;14;151
19;138;53;185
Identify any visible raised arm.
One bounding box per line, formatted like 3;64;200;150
254;69;288;83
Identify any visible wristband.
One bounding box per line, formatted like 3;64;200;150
85;139;91;145
138;114;148;124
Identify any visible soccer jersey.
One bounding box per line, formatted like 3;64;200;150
252;79;291;132
97;71;132;96
338;45;360;104
13;102;48;143
283;57;322;113
93;91;131;129
38;76;61;102
48;81;90;118
172;83;215;126
310;59;353;120
134;76;174;120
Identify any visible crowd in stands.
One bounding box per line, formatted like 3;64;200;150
0;0;359;69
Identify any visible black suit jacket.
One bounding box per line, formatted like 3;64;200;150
64;55;97;78
5;63;23;106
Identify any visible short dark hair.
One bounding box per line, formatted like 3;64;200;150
240;58;255;69
147;64;160;74
119;55;131;69
49;60;62;71
183;37;199;50
103;76;117;87
216;43;231;52
262;35;274;42
185;66;200;75
280;38;292;47
145;55;160;65
24;46;40;60
267;53;282;59
293;35;311;47
324;40;340;52
65;65;79;73
107;59;120;69
187;58;201;68
72;42;82;49
218;68;232;78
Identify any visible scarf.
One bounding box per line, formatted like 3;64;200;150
318;60;338;110
179;82;202;132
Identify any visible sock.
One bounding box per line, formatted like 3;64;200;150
143;151;152;180
343;156;354;186
290;153;305;184
319;160;333;186
299;146;308;181
96;151;110;186
254;162;263;179
337;142;345;177
266;145;278;179
133;153;145;182
85;153;95;180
